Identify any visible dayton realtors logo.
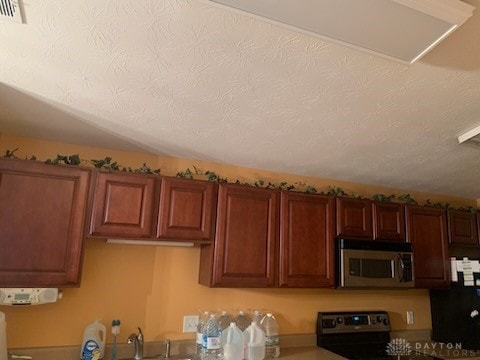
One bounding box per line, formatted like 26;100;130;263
386;338;412;357
387;338;475;358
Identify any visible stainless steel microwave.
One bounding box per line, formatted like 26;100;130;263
337;238;414;289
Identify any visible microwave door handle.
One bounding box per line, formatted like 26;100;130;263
398;254;406;282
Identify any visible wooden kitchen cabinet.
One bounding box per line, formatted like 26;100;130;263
157;177;217;242
447;209;479;246
90;173;216;243
199;183;279;287
336;197;373;238
373;202;406;241
89;171;157;238
279;192;335;287
0;158;91;287
406;206;449;288
199;185;337;288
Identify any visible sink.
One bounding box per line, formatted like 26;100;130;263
125;355;199;360
121;335;200;360
159;356;200;360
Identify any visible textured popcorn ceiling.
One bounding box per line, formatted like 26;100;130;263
0;0;480;198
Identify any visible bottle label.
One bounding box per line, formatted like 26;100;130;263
196;332;203;345
265;335;279;346
202;335;221;350
81;340;100;360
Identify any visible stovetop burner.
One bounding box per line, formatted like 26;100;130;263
316;311;441;360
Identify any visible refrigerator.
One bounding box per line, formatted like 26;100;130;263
430;281;480;350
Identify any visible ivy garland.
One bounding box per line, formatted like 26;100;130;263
176;165;227;182
3;148;477;211
373;194;395;202
3;148;161;174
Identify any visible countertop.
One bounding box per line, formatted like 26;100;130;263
11;345;480;360
8;345;345;360
278;346;480;360
271;347;480;359
9;332;480;360
271;346;345;359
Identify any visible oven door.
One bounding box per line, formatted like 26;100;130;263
321;331;390;359
322;334;441;360
339;248;414;289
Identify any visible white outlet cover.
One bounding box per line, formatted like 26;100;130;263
406;311;414;325
183;315;199;333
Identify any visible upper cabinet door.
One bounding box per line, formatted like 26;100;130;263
406;206;449;289
0;159;90;287
336;197;373;238
157;177;217;242
211;184;279;287
279;192;335;287
373;202;406;241
447;210;479;246
89;171;157;238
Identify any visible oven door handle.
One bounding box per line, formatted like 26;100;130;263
398;254;406;282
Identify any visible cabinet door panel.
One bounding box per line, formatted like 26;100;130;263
406;206;449;288
336;197;373;238
0;159;90;287
279;192;335;287
212;184;278;287
373;202;406;241
157;177;216;242
90;172;156;238
448;210;479;246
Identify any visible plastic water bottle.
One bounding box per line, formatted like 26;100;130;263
222;322;243;360
243;322;265;360
252;310;263;326
260;314;280;358
196;311;210;356
234;310;251;331
202;314;222;359
219;310;232;330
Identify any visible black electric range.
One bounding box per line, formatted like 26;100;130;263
317;311;441;360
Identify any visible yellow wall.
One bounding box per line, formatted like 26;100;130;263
0;134;475;349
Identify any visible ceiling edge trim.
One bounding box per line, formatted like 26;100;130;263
458;125;480;144
410;24;458;63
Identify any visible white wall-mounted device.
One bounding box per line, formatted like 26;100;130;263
458;125;480;146
0;288;62;305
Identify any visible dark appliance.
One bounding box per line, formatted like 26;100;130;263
317;311;440;359
337;238;414;289
430;283;480;351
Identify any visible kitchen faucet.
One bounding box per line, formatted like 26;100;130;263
164;339;171;359
127;327;144;360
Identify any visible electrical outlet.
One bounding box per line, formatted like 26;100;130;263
183;315;199;333
406;311;414;325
